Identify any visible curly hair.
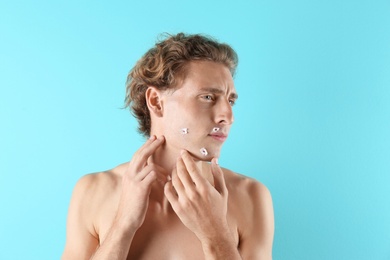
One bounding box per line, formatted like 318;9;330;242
124;32;238;137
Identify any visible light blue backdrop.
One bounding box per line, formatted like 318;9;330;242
1;0;389;259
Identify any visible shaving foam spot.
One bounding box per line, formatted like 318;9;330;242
212;127;220;132
200;147;208;156
181;128;189;134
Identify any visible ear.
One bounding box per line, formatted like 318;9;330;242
145;87;163;117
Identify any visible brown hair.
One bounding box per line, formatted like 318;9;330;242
125;32;238;137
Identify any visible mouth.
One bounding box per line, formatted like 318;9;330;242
208;133;228;142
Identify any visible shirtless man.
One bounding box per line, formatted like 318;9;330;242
62;33;274;260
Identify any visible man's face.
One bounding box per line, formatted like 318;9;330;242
160;60;237;160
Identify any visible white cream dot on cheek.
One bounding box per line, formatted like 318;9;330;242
181;128;189;134
200;147;208;156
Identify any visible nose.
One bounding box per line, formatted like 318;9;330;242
215;99;234;125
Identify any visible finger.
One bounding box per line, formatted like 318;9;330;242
131;135;165;172
147;155;153;166
134;165;154;181
180;150;207;187
136;163;168;182
146;157;168;184
164;181;178;205
176;157;195;190
211;158;227;195
171;167;185;197
142;170;157;186
137;135;165;161
135;165;167;185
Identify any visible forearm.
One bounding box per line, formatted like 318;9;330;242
90;222;137;260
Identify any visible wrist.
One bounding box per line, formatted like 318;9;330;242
111;215;140;238
199;225;235;249
200;232;234;249
201;234;240;260
198;220;231;242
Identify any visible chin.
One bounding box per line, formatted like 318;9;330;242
189;149;220;162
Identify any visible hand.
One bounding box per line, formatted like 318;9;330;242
164;150;230;242
115;135;167;230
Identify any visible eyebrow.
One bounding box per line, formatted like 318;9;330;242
200;87;239;100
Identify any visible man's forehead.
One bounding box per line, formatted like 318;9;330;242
183;61;235;86
179;61;231;79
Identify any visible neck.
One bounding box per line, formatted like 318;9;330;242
147;137;213;208
150;138;205;176
146;140;182;211
150;142;179;175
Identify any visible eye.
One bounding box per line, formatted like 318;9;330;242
203;95;214;101
229;99;236;106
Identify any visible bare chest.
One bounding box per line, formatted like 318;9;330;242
127;215;207;260
98;206;239;260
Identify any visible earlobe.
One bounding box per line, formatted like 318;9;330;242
146;87;163;117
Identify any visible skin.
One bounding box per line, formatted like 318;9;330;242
62;61;274;260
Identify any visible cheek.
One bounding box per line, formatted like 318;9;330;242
165;106;202;136
162;104;213;157
163;114;193;144
165;119;201;149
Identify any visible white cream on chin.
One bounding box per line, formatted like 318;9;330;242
200;147;208;156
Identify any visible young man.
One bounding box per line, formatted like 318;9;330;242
62;33;274;260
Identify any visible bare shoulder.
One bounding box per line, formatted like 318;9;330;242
73;163;125;202
69;163;128;234
221;167;274;259
71;162;124;217
62;163;127;260
222;167;272;204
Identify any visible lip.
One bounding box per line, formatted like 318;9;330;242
209;133;228;142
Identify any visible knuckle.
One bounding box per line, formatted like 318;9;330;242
149;171;157;178
175;206;184;215
180;198;191;209
148;163;155;168
197;184;207;194
187;165;197;173
223;185;228;193
187;190;199;201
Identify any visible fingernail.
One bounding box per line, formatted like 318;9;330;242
149;135;156;140
214;158;219;165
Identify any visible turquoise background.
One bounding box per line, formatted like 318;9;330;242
1;0;389;259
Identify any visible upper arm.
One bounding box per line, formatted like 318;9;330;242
238;181;274;260
62;175;99;260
